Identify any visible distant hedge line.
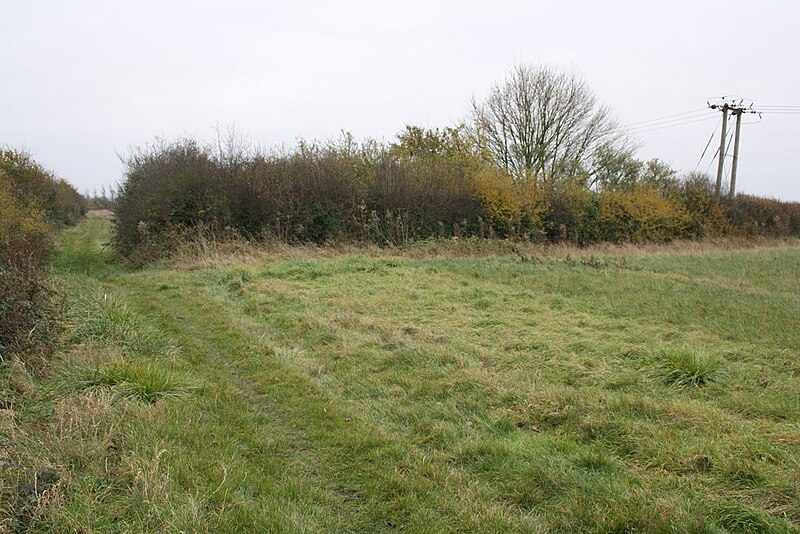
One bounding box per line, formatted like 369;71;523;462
0;149;86;368
113;133;800;261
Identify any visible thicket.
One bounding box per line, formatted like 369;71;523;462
0;149;86;368
729;193;800;237
0;149;85;227
113;127;799;260
114;130;483;258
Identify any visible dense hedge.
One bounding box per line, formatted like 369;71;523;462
729;194;800;237
115;134;483;256
0;149;86;227
112;132;799;259
0;149;85;368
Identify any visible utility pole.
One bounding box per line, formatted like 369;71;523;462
708;98;759;199
714;104;729;196
729;109;743;201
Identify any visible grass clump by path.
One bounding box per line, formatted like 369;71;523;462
66;292;179;358
1;212;799;532
55;362;197;404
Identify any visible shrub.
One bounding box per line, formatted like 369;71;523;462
0;176;50;268
729;194;800;237
0;149;86;227
85;186;116;210
596;185;690;243
0;176;64;367
115;133;487;255
0;150;82;367
678;173;731;237
0;265;64;367
542;177;597;243
471;168;546;237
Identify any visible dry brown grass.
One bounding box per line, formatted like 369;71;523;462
87;209;115;221
534;235;800;257
167;233;800;270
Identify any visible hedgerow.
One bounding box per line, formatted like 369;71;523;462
0;149;85;368
111;130;800;261
729;194;800;237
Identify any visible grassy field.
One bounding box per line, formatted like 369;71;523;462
2;213;799;532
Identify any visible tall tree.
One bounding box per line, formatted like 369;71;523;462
471;65;623;181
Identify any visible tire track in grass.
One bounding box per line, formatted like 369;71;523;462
113;271;532;532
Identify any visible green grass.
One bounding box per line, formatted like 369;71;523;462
2;213;799;532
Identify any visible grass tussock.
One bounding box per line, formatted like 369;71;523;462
68;292;179;358
656;347;723;388
56;362;197;404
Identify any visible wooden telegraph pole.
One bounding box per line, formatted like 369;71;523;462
714;104;728;196
729;109;743;201
709;98;759;201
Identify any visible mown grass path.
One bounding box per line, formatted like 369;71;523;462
39;214;800;532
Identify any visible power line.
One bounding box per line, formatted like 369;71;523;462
695;116;721;171
741;115;764;125
702;127;736;175
725;125;735;156
623;108;709;127
628;115;718;134
626;112;716;132
705;146;720;175
626;112;715;130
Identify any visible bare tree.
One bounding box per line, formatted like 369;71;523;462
471;65;624;182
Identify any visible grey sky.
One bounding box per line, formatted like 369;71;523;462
2;0;798;200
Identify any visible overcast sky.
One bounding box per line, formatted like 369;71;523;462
2;0;798;200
